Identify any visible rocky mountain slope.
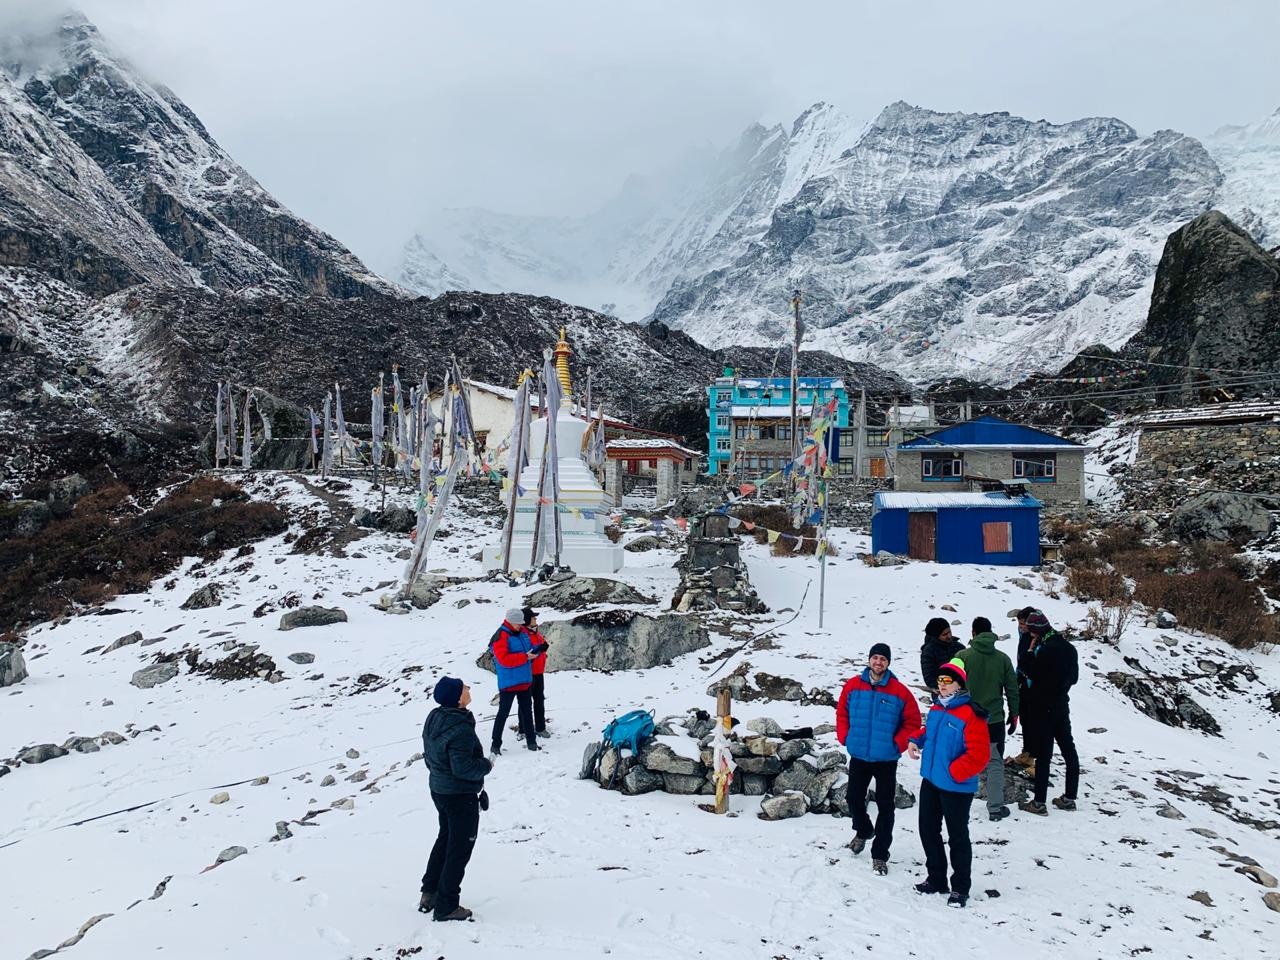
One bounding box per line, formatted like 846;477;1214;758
1208;107;1280;249
403;101;1237;386
0;13;394;300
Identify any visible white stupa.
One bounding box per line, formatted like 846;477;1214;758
482;330;624;574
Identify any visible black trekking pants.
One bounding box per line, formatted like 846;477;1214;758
421;791;480;916
492;688;535;749
918;778;974;896
1033;702;1080;803
531;673;547;732
847;758;898;860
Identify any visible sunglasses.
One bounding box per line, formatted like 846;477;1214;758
937;677;957;687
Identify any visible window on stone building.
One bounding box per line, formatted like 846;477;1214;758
921;455;963;479
1013;455;1056;481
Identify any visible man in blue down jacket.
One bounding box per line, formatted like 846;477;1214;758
835;643;923;875
420;676;492;922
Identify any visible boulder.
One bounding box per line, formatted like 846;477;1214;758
408;578;442;610
19;743;67;764
479;610;708;673
0;499;51;539
777;739;815;763
525;576;655;612
1169;492;1273;544
47;473;90;517
743;735;779;757
279;606;348;631
661;772;706;794
0;642;28;687
740;774;770;796
288;652;316;665
332;798;354;810
874;551;906;566
816;750;846;772
759;792;809;820
828;778;851;817
180;583;223;610
1105;672;1221;736
624;536;663;553
215;845;247;864
598;747;632;785
101;631;142;655
621;766;665;795
130;662;179;689
774;758;824;805
1264;892;1280;913
745;717;784;738
640;742;705;777
1155;609;1178;629
210;791;230;804
380;507;417;534
735;755;783;776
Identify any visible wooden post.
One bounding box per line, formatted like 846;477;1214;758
714;688;732;814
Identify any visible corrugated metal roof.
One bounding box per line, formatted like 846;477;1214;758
874;492;1042;510
900;416;1082;449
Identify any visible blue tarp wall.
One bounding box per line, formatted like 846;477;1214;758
871;501;1041;566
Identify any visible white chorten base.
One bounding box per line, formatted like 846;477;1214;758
482;408;624;574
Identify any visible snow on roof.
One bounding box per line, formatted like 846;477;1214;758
887;405;933;425
874;492;1042;510
1136;401;1280;427
735;377;846;389
607;438;701;458
730;405;816;418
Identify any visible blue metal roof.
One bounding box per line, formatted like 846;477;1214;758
898;416;1082;449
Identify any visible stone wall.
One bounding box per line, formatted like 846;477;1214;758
1124;423;1280;511
894;449;1086;503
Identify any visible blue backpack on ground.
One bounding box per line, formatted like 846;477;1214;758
602;709;655;754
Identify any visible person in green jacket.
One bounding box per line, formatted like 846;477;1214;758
957;616;1020;821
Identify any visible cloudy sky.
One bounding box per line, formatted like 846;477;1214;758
22;0;1280;273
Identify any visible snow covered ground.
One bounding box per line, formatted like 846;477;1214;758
4;475;1280;959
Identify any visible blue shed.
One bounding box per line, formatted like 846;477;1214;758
871;491;1041;565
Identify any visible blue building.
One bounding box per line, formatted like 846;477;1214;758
706;370;850;477
871;491;1042;565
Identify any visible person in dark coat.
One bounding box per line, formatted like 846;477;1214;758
835;642;923;874
919;617;964;693
908;659;990;909
523;606;551;738
489;608;539;754
1008;606;1039;768
956;616;1019;821
1017;610;1081;815
420;676;492;922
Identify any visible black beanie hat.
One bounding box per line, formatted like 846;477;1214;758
522;606;536;626
925;617;951;640
433;676;464;708
869;642;892;663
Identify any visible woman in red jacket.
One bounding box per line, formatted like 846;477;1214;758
523;606;551;739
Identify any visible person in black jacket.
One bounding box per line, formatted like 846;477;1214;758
420;676;492;921
920;617;964;693
1008;606;1039;768
1017;611;1081;816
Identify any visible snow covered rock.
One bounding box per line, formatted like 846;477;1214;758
278;606;348;631
623;536;663;553
1105;672;1221;736
210;792;230;805
0;642;28;686
215;846;247;864
130;662;179;689
639;742;705;777
1169;492;1274;544
621;766;664;795
525;576;655;612
288;652;315;665
407;579;442;610
660;772;706;795
101;631;142;655
759;792;809;820
504;610;709;672
180;583;223;610
19;743;67;764
745;717;784;738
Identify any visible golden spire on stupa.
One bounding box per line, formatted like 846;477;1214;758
553;326;573;403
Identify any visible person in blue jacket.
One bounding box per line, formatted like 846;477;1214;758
908;659;991;908
835;643;923;874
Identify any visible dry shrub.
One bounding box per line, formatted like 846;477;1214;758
1133;569;1280;651
604;524;623;544
1065;565;1128;604
0;475;286;633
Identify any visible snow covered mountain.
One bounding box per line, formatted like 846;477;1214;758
1206;107;1280;248
0;12;395;299
402;102;1236;385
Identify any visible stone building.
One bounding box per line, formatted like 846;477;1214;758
894;416;1088;504
603;438;701;507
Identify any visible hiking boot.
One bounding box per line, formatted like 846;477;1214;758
1052;796;1077;811
417;892;435;914
915;879;948;895
847;836;866;855
1019;800;1048;816
526;742;541;752
1009;752;1035;768
989;806;1011;822
536;729;551;739
490;744;502;756
872;859;888;876
433;906;472;922
947;892;968;909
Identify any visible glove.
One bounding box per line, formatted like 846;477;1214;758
1007;715;1019;735
530;642;549;656
478;790;490;812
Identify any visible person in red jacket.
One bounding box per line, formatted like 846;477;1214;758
522;606;551;739
489;609;539;755
907;658;991;908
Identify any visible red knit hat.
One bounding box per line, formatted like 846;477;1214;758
936;658;968;689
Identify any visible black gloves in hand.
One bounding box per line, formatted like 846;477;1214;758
1006;715;1019;735
530;642;549;655
478;790;490;811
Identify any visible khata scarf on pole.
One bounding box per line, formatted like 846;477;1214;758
240;390;252;469
530;350;564;568
308;406;319;456
499;373;532;573
334;382;348;463
371;375;385;465
320;392;334;477
214;382;227;463
227;383;237;459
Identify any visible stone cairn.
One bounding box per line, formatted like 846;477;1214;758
671;513;768;615
579;707;914;820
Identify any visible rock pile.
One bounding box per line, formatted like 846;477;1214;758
707;661;836;707
672;513;767;614
525;576;655;612
581;708;874;820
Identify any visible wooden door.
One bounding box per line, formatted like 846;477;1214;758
870;457;887;478
907;511;937;561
